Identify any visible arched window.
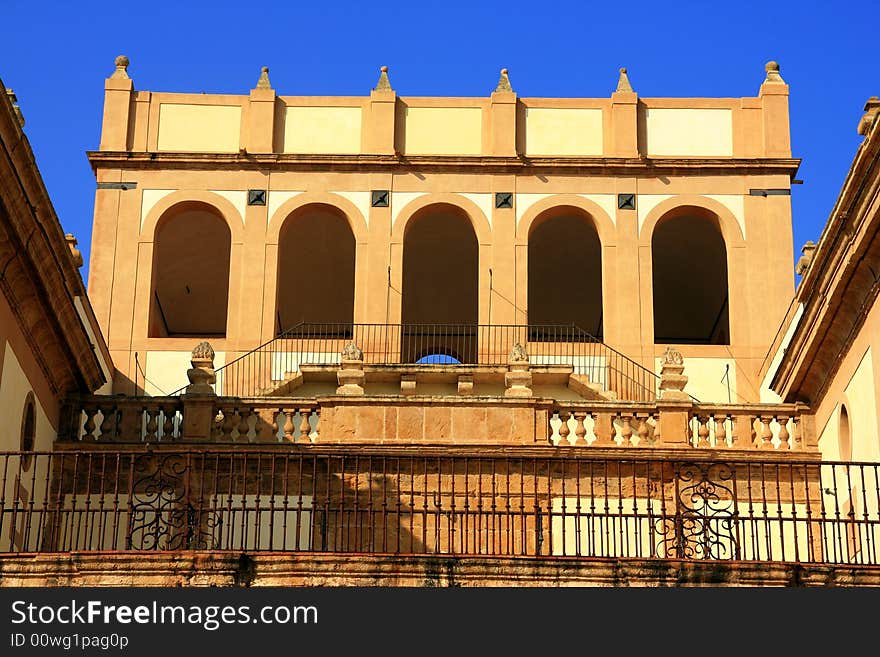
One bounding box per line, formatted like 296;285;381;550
838;405;861;560
149;202;231;337
528;207;603;337
276;204;355;334
402;204;478;362
652;207;729;344
839;404;852;461
20;392;35;470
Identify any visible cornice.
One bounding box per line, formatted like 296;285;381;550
0;79;106;394
87;151;801;178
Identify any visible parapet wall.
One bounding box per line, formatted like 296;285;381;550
97;60;791;160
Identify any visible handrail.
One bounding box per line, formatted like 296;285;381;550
168;323;661;401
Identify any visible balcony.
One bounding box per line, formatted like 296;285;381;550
1;449;876;568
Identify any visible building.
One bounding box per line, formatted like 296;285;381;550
0;58;879;587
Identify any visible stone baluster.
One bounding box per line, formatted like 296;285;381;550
144;404;159;442
636;415;650;447
299;408;313;444
220;407;237;442
790;414;801;451
557;410;571;446
713;413;728;448
759;415;774;449
81;405;99;442
312;408;320;441
161;405;175;441
777;414;791;450
282;409;296;443
573;411;588;446
99;403;118;441
696;414;711;448
620;414;634;447
237;408;252;443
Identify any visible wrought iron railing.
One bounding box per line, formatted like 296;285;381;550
1;449;876;564
171;323;660;401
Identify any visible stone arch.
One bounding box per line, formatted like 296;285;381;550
397;201;481;362
524;203;605;337
267;192;368;246
516;195;616;246
639;195;744;246
148;201;232;337
388;194;492;329
141;190;244;243
839;402;853;461
392;193;492;246
650;203;731;344
20;391;35;471
274;203;357;333
265;194;368;335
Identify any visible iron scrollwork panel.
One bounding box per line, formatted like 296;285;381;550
127;453;221;550
655;461;740;560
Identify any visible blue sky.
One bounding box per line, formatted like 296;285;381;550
0;0;872;286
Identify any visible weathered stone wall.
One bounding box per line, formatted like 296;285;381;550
2;553;878;587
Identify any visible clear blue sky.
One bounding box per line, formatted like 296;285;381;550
0;0;873;286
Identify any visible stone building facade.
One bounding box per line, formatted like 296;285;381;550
87;58;797;405
1;59;880;587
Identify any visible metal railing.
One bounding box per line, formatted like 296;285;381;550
172;323;660;401
2;449;877;564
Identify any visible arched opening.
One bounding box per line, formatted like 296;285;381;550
838;405;861;559
839;404;852;461
652;207;729;344
276;204;355;335
149;202;231;337
401;203;478;362
528;207;603;337
20;392;35;471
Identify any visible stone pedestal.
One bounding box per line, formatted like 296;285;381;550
336;359;365;395
182;396;217;442
504;342;533;397
181;341;218;441
400;374;416;396
504;365;532;397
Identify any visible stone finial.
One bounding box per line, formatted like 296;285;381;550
337;342;365;395
5;89;24;127
662;346;683;367
110;55;130;80
505;342;532;396
763;60;785;84
795;240;817;276
341;341;363;362
64;233;83;268
659;347;688;400
508;341;529;364
374;65;392;91
615;67;634;93
186;341;216;395
494;68;513;93
256;66;272;90
857;96;880;136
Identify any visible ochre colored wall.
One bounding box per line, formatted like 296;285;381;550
0;343;54;451
815;298;880;463
645;108;734;156
403;106;483;155
525;108;603;156
157;104;242;152
283;106;362;154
